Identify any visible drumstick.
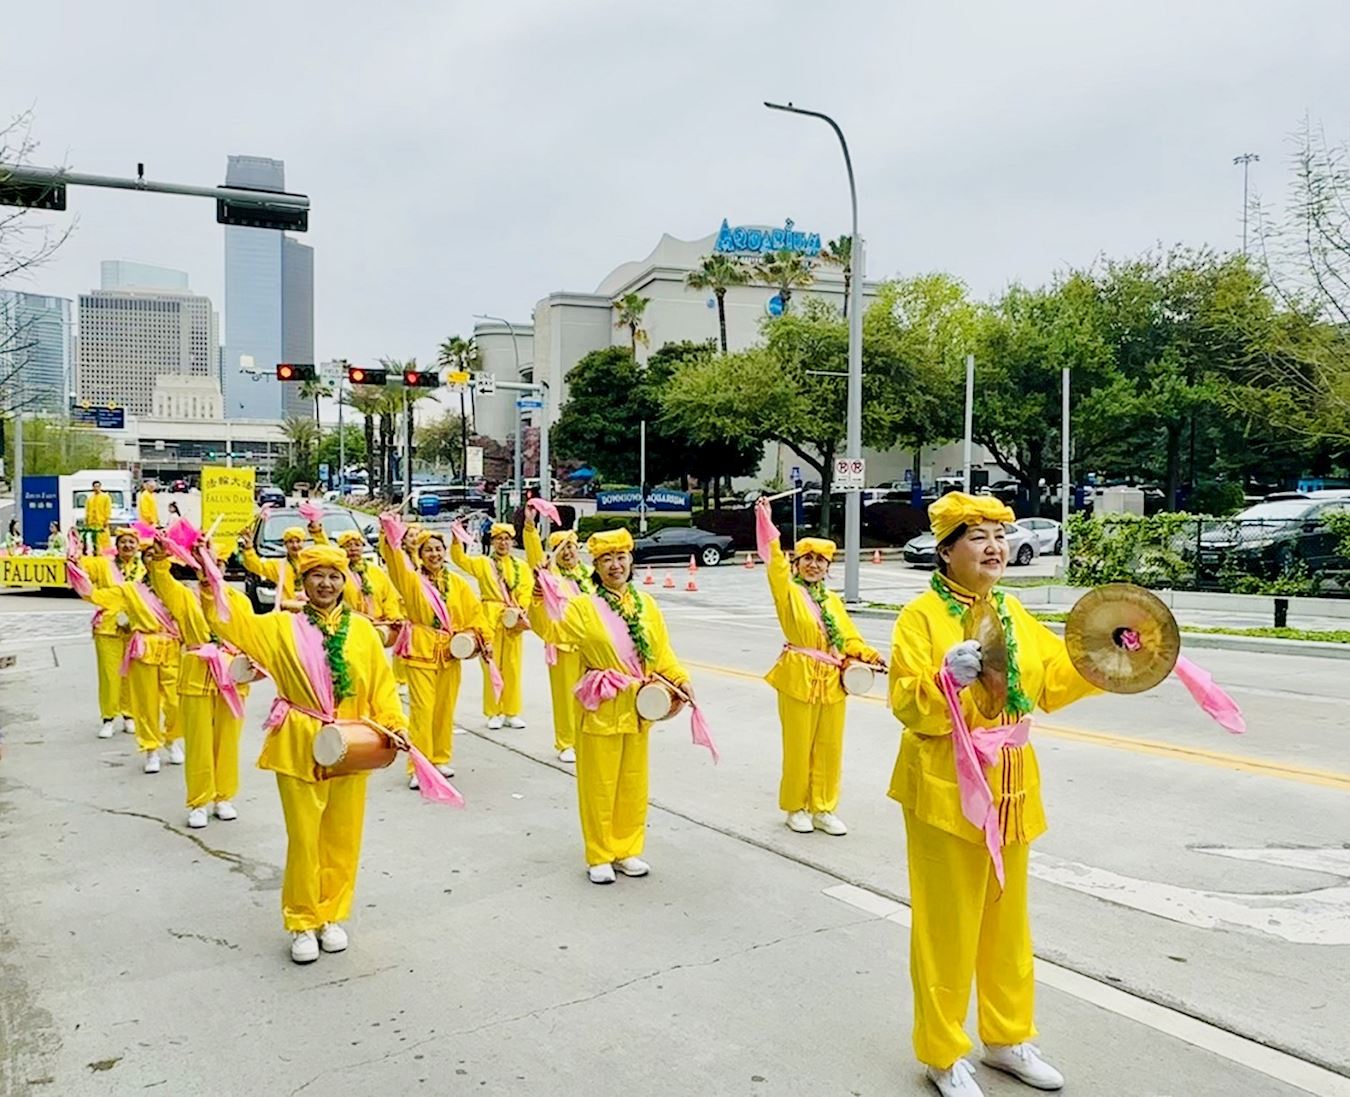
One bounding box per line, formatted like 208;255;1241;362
760;487;804;502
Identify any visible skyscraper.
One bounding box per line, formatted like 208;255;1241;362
100;260;190;293
0;290;74;415
222;155;314;420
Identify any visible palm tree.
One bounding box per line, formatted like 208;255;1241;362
297;377;334;425
685;254;750;353
755;249;816;314
344;385;384;495
820;235;853;317
613;292;651;356
437;334;480;374
282;415;319;470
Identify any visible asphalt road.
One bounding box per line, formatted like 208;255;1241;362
0;566;1346;1096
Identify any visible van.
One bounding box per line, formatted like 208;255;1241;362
62;469;135;534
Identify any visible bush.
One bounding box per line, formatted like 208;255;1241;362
1068;513;1198;589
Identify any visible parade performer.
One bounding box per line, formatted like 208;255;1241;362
199;541;410;964
888;493;1096;1097
240;523;312;608
558;528;713;885
754;498;884;837
524;506;592;762
83;480;112;552
336;530;402;623
80;528;139;738
379;513;489;788
450;520;534;730
68;529;182;773
138;480;160;527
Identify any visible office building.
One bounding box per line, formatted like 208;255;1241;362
100;261;190;293
222;155;314;420
0;290;74;415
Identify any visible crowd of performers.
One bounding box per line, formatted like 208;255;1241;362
65;486;1178;1097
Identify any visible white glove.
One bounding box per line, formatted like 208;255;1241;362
943;640;983;688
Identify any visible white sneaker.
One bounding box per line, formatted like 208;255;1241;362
143;750;161;774
98;720;116;739
615;857;649;877
558;747;576;763
505;716;526;729
408;774;420;790
122;716;135;735
813;811;848;836
167;739;186;765
786;810;814;833
214;800;238;821
981;1043;1063;1090
318;923;348;953
186;807;209;829
436;763;455;778
290;930;319;964
453;725;469;735
486;716;504;731
926;1059;984;1097
587;863;616;885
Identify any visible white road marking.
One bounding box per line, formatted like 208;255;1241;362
822;882;1350;1097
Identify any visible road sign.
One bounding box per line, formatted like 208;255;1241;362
466;446;484;478
69;402;124;429
516;398;543;410
446;370;470;385
318;463;330;487
790;465;801;481
833;456;866;491
476;374;496;395
765;294;785;317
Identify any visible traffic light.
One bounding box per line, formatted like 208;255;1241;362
0;178;66;211
276;363;316;381
403;369;440;388
216;191;309;232
348;365;386;386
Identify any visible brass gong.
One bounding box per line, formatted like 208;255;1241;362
962;599;1009;718
1064;583;1180;694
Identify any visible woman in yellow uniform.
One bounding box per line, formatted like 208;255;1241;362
202;542;409;964
888;493;1097;1097
68;529;181;773
83;528;139;738
83;480;113;552
336;529;402;624
450;521;534;730
240;524;310;608
379;515;487;789
523;511;592;763
137;480;160;526
558;528;694;885
147;546;249;830
755;498;883;837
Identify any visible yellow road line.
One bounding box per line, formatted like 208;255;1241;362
682;658;1350;792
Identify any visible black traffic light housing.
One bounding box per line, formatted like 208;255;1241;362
347;365;387;386
0;178;67;211
216;185;309;232
403;370;440;388
276;363;316;381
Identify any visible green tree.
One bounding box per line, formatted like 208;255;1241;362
685;254;750;353
282;415;319;469
297;377;333;424
437;334;480;374
755;249;815;314
415;411;470;476
613;293;651;356
343;385;384;494
819;235;853;316
3;418;111;476
551;348;663;483
316;424;365;472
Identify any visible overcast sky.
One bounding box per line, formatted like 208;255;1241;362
4;0;1348;372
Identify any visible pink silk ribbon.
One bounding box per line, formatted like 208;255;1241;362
378;511;407;551
407;746;465;806
782;641;844;668
575;668;643;709
755;505;778;564
417;572;455;632
1173;655;1246;735
297;500;324;524
196;543;232;622
262;614;337;734
528;497;562;524
132;581;180;640
187;642;246;720
131;520;157;541
535;567;568;623
544;643;559;667
936;666;1031;889
119;631;147;675
393;619;414;659
66;558;94;598
448;520;473;546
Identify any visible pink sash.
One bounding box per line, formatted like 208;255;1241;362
119;632;147;675
492;556;524;612
418;570;455;632
187;642;246;720
782;642;844;668
262;613;337;733
132;581;180;640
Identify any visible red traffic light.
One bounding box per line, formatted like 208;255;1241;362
347;365;386;386
275;363;316;381
403;370;440;388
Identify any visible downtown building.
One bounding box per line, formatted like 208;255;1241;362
0;289;74;415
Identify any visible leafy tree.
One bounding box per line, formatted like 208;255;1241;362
613;293;651;356
819;235;853;316
316;424;365;472
437;334;480;374
282;416;319;469
755;249;815;313
551;347;666;483
415;411;470;476
685;254;750;353
3;417;111;476
297;377;333;424
343;385;384;495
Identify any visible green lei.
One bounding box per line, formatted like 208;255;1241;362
559;562;595;595
119;555;145;584
929;573;1033;718
493;554;522;599
422;567;452;630
351;559;372;597
793;576;845;653
598;582;653;665
304;605;354;703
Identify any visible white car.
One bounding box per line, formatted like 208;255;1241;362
1015;517;1062;555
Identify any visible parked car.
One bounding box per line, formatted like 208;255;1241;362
631;526;734;567
902;522;1040;568
1015;517;1063;555
1196;497;1350;581
407;484;495;519
242;507;374;612
171;478;189;493
256;485;286;508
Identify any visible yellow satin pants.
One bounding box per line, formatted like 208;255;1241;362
126;657;178;753
178;692;243;809
903;809;1036;1069
404;661;462;771
777;693;845;814
276;772;368;932
93;634;130;722
482;626;523;716
575;729;648;866
547;648;582;753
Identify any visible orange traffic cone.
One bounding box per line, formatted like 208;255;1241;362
642;566;654;585
685;573;699;592
743;552;755;569
871;549;883;565
688;554;698;573
662;573;676;589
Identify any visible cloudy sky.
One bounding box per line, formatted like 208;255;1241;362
4;0;1347;372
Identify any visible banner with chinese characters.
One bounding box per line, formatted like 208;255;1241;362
201;466;257;558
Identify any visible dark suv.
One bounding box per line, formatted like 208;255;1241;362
1196;495;1350;582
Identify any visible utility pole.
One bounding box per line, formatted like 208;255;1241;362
1233;153;1260;255
962;354;975;492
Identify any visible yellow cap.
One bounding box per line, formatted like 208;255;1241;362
793;537;836;561
586;528;634;558
114;526;150;547
489;522;516;541
282;526;307;544
413;529;447;551
928;492;1016;543
336;530;366;547
296;544;348;575
548;530;578;551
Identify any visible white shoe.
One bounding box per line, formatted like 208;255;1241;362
926;1059;984;1097
436;763;455;778
186;807;209;829
786;810;814;833
587;863;616;885
505;716;526;729
813;811;848;836
167;739;186;765
98;720;116;739
558;747;576;763
981;1043;1063;1090
143;750;161;774
615;857;649;877
408;774;420;790
290;930;319;964
318;923;348;953
486;716;504;730
214;800;238;821
453;725;469;735
122;716;135;735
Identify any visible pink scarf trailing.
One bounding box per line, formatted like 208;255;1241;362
1119;629;1245;735
297;500;324;525
535;568;568;667
187;642;246;719
527;497;562;524
783;641;844;668
196;542;232;622
936;666;1031;890
448;519;473;546
755;504;778;564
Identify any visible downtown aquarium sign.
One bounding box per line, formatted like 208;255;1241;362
714;218;821;258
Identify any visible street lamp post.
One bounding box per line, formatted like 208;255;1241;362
474;314;525;510
1233;152;1260;255
765;100;863;602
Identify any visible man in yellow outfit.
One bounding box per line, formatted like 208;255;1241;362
336;530;402;623
138;480;160;526
888;493;1097;1097
82;529;138;738
557;528;694;885
240;524;311;609
83;480;112;553
523;511;592;763
147;546;249;830
450;520;533;730
755;499;883;837
68;528;181;773
201;542;409;964
379;516;487;789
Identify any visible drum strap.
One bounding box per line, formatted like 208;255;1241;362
782;642;844;668
185;643;246;719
